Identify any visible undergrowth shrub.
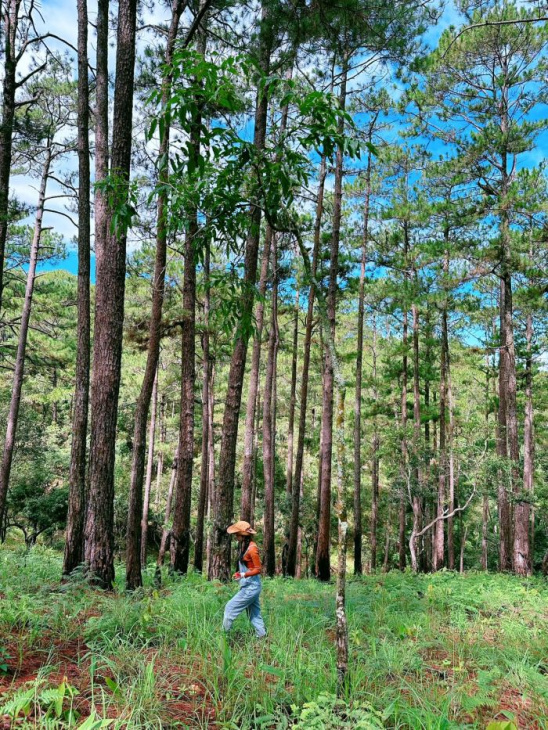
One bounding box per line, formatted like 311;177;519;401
2;545;548;728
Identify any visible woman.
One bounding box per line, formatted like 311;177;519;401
222;520;267;638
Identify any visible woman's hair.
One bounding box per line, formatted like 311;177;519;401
235;534;252;570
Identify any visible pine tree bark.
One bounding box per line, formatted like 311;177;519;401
497;278;512;571
194;246;211;573
383;516;391;573
0;0;21;311
63;0;91;577
125;0;185;590
205;370;215;569
155;394;166;510
85;0;138;589
286;265;299;499
93;0;109;271
313;361;325;576
482;494;489;571
353;145;372;575
155;447;179;581
422;327;432;575
140;370;158;566
316;61;348;582
240;227;272;521
370;316;380;571
263;235;278;577
251;389;261;525
0;142;51;526
503;267;520;571
209;6;271;580
370;439;380;572
242;63;292;519
409;298;422;572
513;311;533;575
287;155;327;577
399;312;408;571
170;57;204;575
293;225;349;693
447;359;455;569
435;308;448;571
334;388;348;695
171;7;210;573
497;81;518;571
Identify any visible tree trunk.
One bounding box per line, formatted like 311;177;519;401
195;246;211;573
287;155;327;577
448;363;455;569
409;298;422;572
155;447;179;582
125;0;185;591
170;43;204;573
140;370;158;566
459;526;468;573
240;228;272;521
435;308;448;571
155;394;166;510
242;63;292;519
251;389;261;526
482;494;489;571
296;471;304;577
63;0;91;577
0;0;21;311
0;143;51;526
513;311;533;575
85;0;138;589
210;7;271;580
370;317;380;571
263;235;278;576
93;0;109;271
482;350;491;572
353;145;372;575
334;388;348;695
399;311;408;571
313;361;325;577
316;62;348;582
286;262;299;499
422;327;432;575
205;368;215;571
497;278;512;571
383;515;391;573
294;223;349;694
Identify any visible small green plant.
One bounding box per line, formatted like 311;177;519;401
0;645;11;674
77;712;114;729
0;679;79;724
289;693;385;729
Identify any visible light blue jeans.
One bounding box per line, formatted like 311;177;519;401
223;563;266;638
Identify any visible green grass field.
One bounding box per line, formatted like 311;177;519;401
1;544;547;728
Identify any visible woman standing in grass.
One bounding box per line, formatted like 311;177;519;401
223;521;267;638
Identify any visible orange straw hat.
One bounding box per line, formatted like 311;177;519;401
227;520;257;536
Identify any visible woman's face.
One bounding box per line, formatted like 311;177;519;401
235;533;244;543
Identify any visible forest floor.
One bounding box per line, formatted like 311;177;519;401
1;545;548;729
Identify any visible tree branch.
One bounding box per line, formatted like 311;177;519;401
443;16;548;59
182;0;215;48
15;62;47;89
415;487;477;540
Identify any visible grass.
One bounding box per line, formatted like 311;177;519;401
1;544;548;728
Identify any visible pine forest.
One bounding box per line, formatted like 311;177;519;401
1;0;548;727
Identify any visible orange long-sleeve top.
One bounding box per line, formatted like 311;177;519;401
241;542;262;577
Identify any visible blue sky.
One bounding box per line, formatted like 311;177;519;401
38;249;97;281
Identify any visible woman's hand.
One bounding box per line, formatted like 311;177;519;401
233;572;241;580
